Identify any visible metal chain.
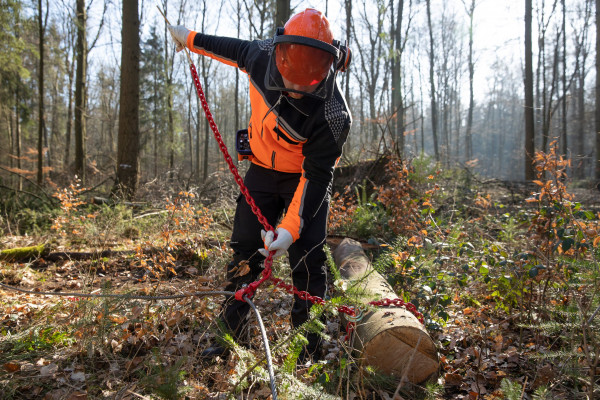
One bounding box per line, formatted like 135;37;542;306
188;63;424;326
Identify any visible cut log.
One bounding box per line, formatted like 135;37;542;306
333;238;439;384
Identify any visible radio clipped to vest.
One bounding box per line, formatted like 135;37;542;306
236;129;254;161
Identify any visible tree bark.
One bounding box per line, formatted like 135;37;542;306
525;0;535;180
464;0;475;161
114;0;141;200
333;238;439;384
74;0;87;183
274;0;290;29
391;0;405;157
426;0;439;161
561;0;567;156
14;84;22;190
344;0;352;103
596;0;600;179
64;40;75;171
36;0;47;185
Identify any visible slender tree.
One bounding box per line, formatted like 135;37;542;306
596;0;600;179
390;0;412;157
462;0;476;161
36;0;48;184
344;0;352;103
573;0;591;178
140;26;166;179
74;0;87;181
525;0;535;180
561;0;567;155
426;0;439;161
114;0;141;199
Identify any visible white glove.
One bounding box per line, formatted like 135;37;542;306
259;228;293;259
167;25;190;52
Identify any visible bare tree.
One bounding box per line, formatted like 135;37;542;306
596;0;600;179
59;0;76;171
461;0;476;161
561;0;567;155
73;0;106;183
73;0;87;181
525;0;535;180
344;0;352;103
114;0;141;199
243;0;272;39
425;0;439;161
36;0;49;184
572;0;592;178
390;0;414;157
161;0;186;181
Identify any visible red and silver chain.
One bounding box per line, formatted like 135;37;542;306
188;63;424;329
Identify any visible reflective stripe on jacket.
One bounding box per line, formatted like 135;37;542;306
185;31;352;241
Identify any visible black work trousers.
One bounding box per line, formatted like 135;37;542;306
221;163;329;348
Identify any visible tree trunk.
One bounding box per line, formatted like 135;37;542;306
64;44;75;171
37;0;46;185
391;0;404;157
525;0;535;180
162;0;175;181
596;0;600;180
464;0;475;161
187;82;194;176
344;0;352;103
561;0;567;156
114;0;141;199
14;85;22;190
426;0;439;161
333;238;439;384
234;0;242;166
576;68;586;179
74;0;87;183
274;0;290;29
203;68;209;182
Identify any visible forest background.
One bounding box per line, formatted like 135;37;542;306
2;0;600;399
1;0;598;191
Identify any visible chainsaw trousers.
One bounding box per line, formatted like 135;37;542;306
221;163;329;349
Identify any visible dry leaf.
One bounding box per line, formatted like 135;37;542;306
3;362;20;373
66;392;87;400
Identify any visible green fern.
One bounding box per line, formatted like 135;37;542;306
500;378;523;400
282;333;308;374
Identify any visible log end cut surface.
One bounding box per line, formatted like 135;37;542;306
362;325;439;383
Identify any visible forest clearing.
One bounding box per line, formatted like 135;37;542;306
1;147;600;399
2;0;600;398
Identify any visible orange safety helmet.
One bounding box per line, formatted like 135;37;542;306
275;9;335;86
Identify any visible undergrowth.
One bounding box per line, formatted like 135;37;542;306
1;145;599;399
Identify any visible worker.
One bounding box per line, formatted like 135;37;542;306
168;7;352;364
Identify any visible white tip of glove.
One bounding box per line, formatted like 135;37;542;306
258;248;269;257
264;228;293;259
167;25;190;52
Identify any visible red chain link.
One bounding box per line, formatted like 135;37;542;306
188;63;424;327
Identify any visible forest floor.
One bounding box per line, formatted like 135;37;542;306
1;156;600;400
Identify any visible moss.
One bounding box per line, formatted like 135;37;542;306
0;244;47;262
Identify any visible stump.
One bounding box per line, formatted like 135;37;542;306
333;238;439;384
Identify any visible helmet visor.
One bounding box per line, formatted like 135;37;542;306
265;34;341;100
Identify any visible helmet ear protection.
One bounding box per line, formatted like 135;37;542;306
333;40;352;72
